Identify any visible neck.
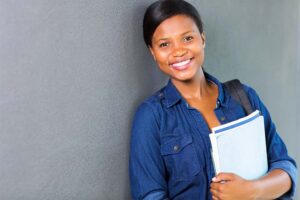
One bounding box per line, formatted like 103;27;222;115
171;69;213;100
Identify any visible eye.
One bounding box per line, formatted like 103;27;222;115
159;42;169;48
183;36;194;42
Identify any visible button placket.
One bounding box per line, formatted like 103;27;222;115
220;116;226;121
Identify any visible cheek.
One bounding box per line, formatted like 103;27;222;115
157;62;170;73
152;53;169;72
154;51;170;65
156;58;171;74
193;46;205;60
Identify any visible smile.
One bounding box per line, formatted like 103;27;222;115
170;58;193;70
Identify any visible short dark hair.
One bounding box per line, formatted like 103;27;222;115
143;0;204;47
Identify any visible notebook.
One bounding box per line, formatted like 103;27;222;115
209;110;268;180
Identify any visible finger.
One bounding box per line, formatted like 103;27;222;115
210;188;218;197
213;172;235;182
212;195;219;200
210;182;220;190
210;182;225;192
212;176;226;183
210;188;221;200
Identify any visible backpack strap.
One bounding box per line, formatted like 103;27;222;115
223;79;253;115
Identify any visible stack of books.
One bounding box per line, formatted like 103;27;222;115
209;110;268;180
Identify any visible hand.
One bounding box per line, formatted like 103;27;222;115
210;173;257;200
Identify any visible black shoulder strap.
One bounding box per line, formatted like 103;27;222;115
223;79;253;115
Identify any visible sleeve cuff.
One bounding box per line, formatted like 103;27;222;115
143;190;168;200
269;160;298;198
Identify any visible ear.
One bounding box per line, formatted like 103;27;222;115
149;46;156;61
201;31;206;48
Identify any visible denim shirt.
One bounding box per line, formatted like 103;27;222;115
129;73;297;200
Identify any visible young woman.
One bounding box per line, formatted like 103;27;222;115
129;0;297;199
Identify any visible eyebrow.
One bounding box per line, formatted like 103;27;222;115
154;31;195;44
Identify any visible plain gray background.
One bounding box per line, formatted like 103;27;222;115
0;0;299;199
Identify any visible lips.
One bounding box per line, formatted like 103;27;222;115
170;58;193;70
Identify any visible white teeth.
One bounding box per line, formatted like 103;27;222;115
171;59;190;67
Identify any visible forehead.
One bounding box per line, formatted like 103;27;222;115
152;15;199;39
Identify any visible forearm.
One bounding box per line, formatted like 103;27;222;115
252;169;291;199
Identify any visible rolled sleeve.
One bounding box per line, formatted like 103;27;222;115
246;86;298;198
269;160;298;198
129;102;168;200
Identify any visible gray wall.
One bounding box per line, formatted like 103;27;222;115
0;0;298;200
195;0;300;198
197;0;300;198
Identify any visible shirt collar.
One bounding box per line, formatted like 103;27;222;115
204;72;226;107
164;79;182;108
163;72;227;108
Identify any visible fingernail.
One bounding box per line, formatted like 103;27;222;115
212;177;217;182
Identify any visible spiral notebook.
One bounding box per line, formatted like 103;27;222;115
209;110;268;180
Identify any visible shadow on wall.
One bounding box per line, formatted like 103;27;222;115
120;2;167;199
128;3;167;102
124;2;167;130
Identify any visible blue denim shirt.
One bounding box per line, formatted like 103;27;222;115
129;73;297;200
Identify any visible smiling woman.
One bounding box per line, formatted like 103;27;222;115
129;0;298;199
150;15;206;83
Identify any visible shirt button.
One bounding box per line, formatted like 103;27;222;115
220;116;226;121
173;145;179;152
216;101;220;108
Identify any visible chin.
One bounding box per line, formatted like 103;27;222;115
171;74;196;82
171;70;198;82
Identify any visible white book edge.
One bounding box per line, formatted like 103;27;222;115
209;133;221;174
212;110;260;135
209;109;262;175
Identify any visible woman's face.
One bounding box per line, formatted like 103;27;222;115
150;14;205;82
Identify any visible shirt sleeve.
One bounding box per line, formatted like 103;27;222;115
245;85;298;198
129;102;168;200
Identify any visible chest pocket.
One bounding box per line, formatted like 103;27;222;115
160;135;201;180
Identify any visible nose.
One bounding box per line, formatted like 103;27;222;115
172;47;187;57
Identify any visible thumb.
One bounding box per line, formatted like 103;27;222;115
212;172;235;182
